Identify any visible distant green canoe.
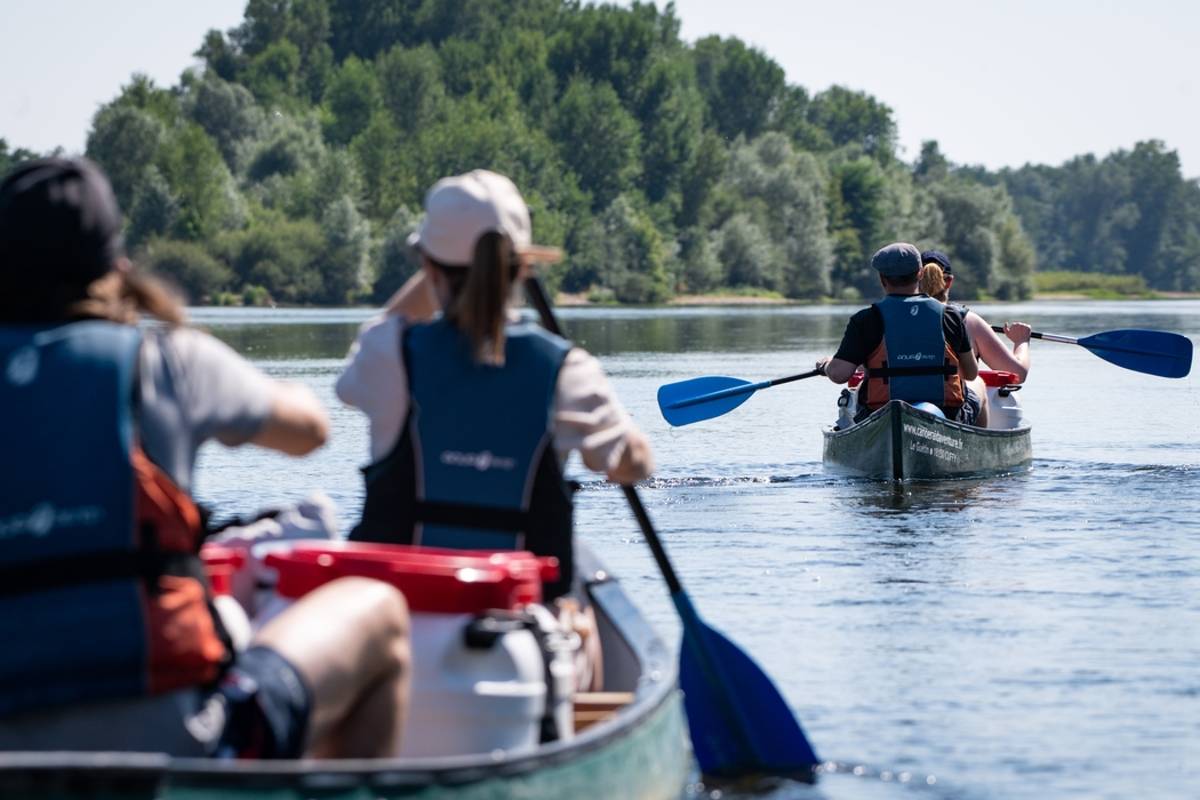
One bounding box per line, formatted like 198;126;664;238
823;399;1033;481
0;546;690;800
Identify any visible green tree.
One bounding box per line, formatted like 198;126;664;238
319;195;372;303
692;36;785;141
809;86;897;163
323;56;381;145
550;78;641;211
86;104;167;212
157;124;239;241
377;44;446;131
0;139;39;177
244;40;302;107
139;238;233;302
217;212;326;303
184;73;266;168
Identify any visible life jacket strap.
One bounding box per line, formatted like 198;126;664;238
867;363;958;380
0;550;197;597
413;500;533;532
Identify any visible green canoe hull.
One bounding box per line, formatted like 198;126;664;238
0;547;690;800
823;400;1032;480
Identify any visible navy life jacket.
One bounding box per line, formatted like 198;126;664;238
863;295;963;412
0;322;229;718
351;318;575;599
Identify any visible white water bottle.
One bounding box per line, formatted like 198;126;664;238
836;389;855;430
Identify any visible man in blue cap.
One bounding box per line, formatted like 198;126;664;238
817;242;984;425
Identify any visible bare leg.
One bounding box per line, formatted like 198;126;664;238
253;577;410;758
966;376;989;428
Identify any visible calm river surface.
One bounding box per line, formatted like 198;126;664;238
193;300;1199;800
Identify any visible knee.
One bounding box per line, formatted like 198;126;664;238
332;576;409;640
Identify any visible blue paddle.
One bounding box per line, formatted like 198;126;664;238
991;326;1192;378
658;370;823;427
525;278;820;779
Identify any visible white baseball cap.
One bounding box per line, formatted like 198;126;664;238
407;170;561;267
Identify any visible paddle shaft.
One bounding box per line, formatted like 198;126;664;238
666;369;823;411
523;278;800;773
991;325;1075;344
521;281;683;584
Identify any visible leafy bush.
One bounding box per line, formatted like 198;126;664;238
1034;270;1150;297
139;238;232;303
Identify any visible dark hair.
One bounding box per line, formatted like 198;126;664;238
0;268;186;326
433;231;518;364
881;271;920;289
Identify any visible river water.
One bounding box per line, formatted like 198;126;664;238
192;300;1199;800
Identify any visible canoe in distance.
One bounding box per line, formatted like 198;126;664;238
0;544;690;800
823;399;1032;481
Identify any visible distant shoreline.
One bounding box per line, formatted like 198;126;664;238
551;291;1200;307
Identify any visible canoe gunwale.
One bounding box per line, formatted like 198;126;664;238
0;544;683;794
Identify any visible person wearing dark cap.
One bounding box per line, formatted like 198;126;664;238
0;158;411;759
919;249;1031;383
817;242;985;425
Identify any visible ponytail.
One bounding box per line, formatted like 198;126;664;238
442;231;516;365
919;262;949;302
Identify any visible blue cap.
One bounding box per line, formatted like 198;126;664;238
871;242;921;277
921;249;952;275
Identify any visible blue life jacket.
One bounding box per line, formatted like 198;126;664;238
0;322;227;717
863;295;962;411
351;318;576;598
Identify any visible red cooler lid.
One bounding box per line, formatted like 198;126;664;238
264;542;558;614
980;369;1021;387
201;545;246;594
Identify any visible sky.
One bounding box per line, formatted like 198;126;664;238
2;0;1197;177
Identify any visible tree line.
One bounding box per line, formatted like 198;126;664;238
2;0;1196;305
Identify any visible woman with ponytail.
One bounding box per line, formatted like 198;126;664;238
919;250;1032;383
338;170;654;601
0;158;411;760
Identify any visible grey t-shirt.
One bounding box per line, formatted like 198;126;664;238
137;326;274;492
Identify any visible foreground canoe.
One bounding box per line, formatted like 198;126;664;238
823;399;1032;480
0;544;690;800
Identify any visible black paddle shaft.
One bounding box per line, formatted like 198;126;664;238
769;370;823;387
991;324;1067;343
523;278;685;595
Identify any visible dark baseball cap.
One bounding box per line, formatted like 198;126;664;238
0;157;124;286
871;242;921;277
921;249;952;275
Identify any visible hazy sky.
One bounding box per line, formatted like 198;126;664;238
3;0;1197;177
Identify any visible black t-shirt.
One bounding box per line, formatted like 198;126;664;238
832;295;973;367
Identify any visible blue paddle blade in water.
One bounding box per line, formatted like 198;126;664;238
679;617;820;777
1078;329;1193;378
657;376;758;426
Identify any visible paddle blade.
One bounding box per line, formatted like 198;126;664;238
657;376;756;426
680;619;819;778
1078;329;1193;378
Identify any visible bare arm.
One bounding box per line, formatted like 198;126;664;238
968;313;1030;381
383;270;439;321
251;382;330;455
821;356;860;384
607;428;655;484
